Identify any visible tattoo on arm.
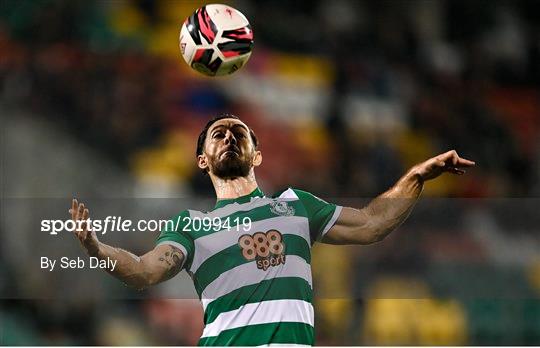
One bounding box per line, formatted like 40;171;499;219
158;246;183;280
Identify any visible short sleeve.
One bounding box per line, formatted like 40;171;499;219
293;189;343;243
155;210;195;270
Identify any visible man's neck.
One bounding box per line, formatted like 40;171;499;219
210;169;259;200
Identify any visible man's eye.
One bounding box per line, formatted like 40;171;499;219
213;133;224;139
236;133;245;139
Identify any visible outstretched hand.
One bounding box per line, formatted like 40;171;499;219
413;150;475;182
69;198;100;256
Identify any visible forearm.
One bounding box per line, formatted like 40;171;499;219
324;168;424;245
325;150;474;245
70;200;184;289
364;168;423;240
93;242;165;290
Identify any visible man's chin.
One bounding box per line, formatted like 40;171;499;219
221;151;240;159
212;159;251;179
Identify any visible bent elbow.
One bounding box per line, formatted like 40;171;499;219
371;232;388;243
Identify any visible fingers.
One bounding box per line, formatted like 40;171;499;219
81;208;90;237
78;202;84;219
69;198;90;240
429;150;475;177
456;157;475;167
438;150;476;168
445;166;466;175
77;203;86;238
70;198;77;220
82;207;89;220
438;150;458;165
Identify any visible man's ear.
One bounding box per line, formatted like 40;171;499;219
197;154;209;171
253;150;262;167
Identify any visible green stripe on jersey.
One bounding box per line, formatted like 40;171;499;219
194;234;311;296
198;322;314;346
204;277;313;325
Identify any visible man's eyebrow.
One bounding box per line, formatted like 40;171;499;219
209;125;227;135
231;124;249;132
210;123;248;134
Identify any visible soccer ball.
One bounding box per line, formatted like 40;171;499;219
179;4;254;76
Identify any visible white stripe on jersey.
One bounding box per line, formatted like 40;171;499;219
189;196;273;220
201;299;314;338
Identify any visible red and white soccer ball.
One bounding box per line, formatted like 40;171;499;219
179;4;254;77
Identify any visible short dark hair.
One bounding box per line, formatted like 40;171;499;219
196;113;259;158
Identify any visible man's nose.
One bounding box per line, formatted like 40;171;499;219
224;130;237;145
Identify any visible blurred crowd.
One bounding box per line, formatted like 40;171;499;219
1;0;540;345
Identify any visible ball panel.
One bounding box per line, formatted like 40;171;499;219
179;23;197;65
197;6;218;45
221;26;253;42
185;11;203;45
218;26;254;58
192;48;223;76
206;4;250;31
218;42;252;58
214;53;251;76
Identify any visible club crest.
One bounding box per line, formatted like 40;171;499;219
270;201;295;216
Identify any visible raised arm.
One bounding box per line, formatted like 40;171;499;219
70;199;184;290
322;150;475;245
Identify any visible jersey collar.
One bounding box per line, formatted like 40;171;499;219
214;187;265;209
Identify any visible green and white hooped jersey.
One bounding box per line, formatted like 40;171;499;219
156;187;342;346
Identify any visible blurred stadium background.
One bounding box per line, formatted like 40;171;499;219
1;0;540;345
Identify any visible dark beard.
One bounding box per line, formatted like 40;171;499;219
211;153;252;179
